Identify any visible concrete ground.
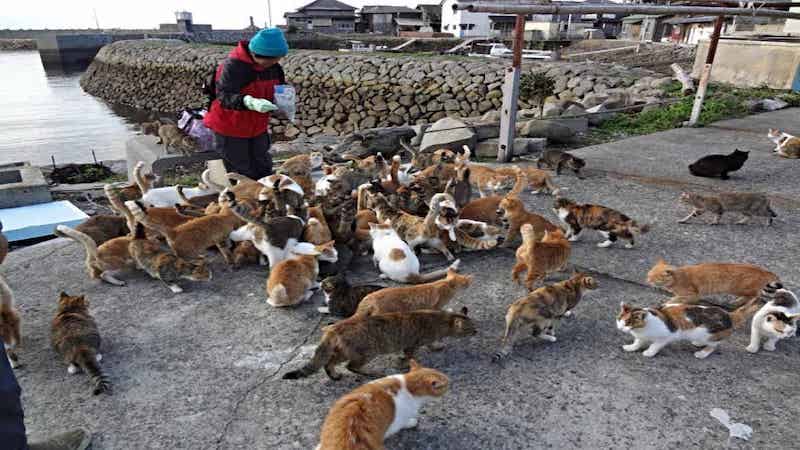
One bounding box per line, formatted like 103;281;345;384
6;109;800;449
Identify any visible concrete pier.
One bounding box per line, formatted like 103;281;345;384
36;33;114;69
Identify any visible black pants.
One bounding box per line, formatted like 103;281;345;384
0;340;26;450
212;131;273;180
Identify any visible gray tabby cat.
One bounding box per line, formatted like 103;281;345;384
678;192;776;226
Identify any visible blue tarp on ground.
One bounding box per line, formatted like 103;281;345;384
0;201;88;242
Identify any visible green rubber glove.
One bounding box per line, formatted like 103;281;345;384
243;95;279;113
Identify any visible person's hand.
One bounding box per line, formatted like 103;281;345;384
243;95;279;113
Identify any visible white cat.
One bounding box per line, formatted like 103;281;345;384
135;163;219;207
369;221;459;284
747;283;800;353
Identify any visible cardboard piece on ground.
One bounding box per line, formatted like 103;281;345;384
206;159;231;188
0;201;89;242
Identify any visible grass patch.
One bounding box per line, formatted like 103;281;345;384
592;84;797;142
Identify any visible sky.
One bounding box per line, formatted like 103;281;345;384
1;0;441;30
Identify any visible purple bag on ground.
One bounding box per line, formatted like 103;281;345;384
178;109;214;152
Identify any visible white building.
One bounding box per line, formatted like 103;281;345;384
440;0;492;38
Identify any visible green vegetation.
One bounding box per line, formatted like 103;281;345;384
592;84;800;142
520;71;555;118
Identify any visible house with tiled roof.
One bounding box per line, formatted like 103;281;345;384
284;0;357;34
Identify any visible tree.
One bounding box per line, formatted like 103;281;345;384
520;71;555;118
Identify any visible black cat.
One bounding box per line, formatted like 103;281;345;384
318;273;384;317
688;149;749;180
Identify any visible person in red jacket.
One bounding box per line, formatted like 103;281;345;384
204;28;289;180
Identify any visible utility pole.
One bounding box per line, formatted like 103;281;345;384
93;8;100;29
267;0;273;28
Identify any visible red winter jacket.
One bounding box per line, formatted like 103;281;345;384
204;41;286;138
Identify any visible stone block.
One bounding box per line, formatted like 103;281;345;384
420;117;477;153
475;138;547;158
0;163;52;209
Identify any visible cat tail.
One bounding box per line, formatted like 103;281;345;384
493;303;522;362
132;161;151;194
0;274;14;312
104;183;136;234
175;185;192;205
282;334;335;380
54;225;99;265
75;346;112;395
730;296;763;329
507;171;528;198
406;259;461;284
124;200;175;240
768;205;777;218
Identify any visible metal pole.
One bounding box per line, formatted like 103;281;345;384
267;0;273;27
498;14;526;162
454;3;800;20
689;15;724;126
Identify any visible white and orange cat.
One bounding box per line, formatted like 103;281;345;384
315;359;449;450
369;222;460;284
266;241;337;307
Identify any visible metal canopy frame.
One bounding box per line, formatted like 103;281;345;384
454;2;800;161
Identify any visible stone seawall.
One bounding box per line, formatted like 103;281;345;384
80;40;672;139
0;39;36;50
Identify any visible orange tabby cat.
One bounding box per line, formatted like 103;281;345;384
0;275;21;368
126;197;241;263
55;225;135;286
459;169;527;225
316;359;449;450
512;225;571;291
647;259;779;305
356;269;472;315
494;166;561;195
266;241;338;307
497;196;561;247
303;206;333;245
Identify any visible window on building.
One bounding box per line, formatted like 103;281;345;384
312;18;333;27
444;24;449;30
468;24;475;30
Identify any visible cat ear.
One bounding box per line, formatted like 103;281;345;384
408;359;421;371
59;291;69;300
460;306;469;316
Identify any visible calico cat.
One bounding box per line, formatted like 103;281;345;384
55;225;135;286
51;292;111;395
747;282;799;353
283;308;476;380
512;226;571;291
688;149;749;179
127;198;239;263
536;150;586;178
74;215;129;245
318;274;384;317
228;199;305;267
767;128;800;158
266;241;337;307
553;197;650;248
678;191;776;226
356;269;472;316
315;360;449;450
617;298;761;359
128;224;212;294
258;173;307;218
0;275;21;369
369;192;458;261
647;259;779;305
369;222;460;284
495;273;597;361
497;196;561;247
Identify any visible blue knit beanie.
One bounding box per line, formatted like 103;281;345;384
249;28;289;58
